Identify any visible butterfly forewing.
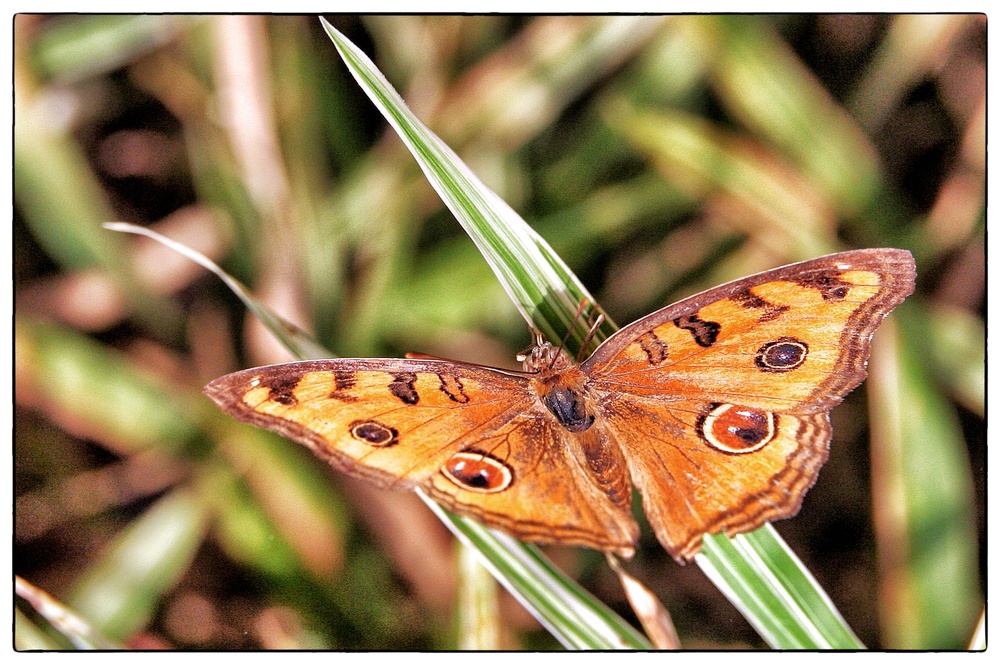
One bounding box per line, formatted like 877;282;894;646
205;359;524;486
585;249;916;412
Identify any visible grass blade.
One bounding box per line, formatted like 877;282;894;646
16;577;120;650
424;494;650;650
321;17;613;350
104;222;331;361
322;18;651;649
700;527;863;648
321;17;865;650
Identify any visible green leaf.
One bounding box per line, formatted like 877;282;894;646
68;489;209;640
320;17;864;650
700;527;863;648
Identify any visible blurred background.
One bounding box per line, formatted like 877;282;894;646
14;15;984;650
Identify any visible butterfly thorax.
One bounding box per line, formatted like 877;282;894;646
523;342;597;434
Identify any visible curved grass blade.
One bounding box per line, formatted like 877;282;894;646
699;526;864;649
423;492;650;650
320;17;865;650
104;222;330;361
321;17;614;351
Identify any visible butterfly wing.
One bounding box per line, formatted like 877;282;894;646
583;249;916;560
204;358;638;556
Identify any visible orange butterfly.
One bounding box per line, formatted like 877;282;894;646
204;248;915;562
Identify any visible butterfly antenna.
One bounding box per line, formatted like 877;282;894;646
578;312;605;362
549;299;596;369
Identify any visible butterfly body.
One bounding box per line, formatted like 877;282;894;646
205;249;915;562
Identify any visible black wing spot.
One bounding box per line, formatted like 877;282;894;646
388;372;419;405
329;370;358;402
262;375;299;405
674;314;721;348
637;331;668;365
731;290;789;322
796;272;851;301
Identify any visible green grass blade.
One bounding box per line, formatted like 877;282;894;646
423;493;650;650
320;17;866;650
67;489;209;641
321;17;612;351
700;527;863;649
454;542;502;650
30;15;193;82
869;314;981;648
104;222;332;361
15;316;198;453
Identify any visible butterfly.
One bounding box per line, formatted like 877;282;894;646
204;248;915;562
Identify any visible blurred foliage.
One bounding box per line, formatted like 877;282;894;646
13;14;984;650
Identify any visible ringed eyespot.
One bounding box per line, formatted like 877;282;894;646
699;404;776;454
442;451;513;493
349;420;398;447
755;337;808;372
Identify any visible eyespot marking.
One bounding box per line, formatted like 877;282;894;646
349;420;399;447
442;451;513;493
755;337;809;373
698;404;775;453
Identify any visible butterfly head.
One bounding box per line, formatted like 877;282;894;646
519;341;576;374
